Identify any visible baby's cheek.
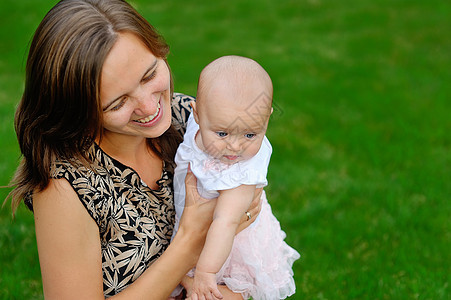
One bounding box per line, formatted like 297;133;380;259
244;142;260;158
205;141;224;157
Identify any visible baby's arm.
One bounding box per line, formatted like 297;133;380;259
191;184;256;299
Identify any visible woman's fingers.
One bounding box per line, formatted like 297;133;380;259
248;187;263;220
180;164;216;237
184;164;201;207
254;187;263;205
236;187;263;233
211;287;223;300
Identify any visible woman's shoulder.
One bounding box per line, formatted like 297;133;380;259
34;177;80;208
173;92;195;103
43;147;115;226
50;156;103;186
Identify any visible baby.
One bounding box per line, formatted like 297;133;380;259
172;55;300;299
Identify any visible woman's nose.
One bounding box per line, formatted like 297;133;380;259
134;89;159;116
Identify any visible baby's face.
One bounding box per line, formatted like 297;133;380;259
195;87;271;165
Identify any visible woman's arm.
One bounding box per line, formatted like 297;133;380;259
34;170;216;299
34;179;104;299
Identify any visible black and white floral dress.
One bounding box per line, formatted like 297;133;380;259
26;93;195;297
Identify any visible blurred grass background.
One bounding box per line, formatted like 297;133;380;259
0;0;449;299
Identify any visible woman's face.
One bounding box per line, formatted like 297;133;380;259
100;32;171;142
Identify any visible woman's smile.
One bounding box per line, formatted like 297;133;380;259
134;101;161;125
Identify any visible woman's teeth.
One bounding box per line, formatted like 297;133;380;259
136;103;160;123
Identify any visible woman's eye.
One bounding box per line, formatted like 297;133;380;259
245;133;256;139
216;132;228;138
142;71;157;83
110;98;126;111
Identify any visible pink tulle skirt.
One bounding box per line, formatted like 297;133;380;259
215;190;300;299
173;191;300;299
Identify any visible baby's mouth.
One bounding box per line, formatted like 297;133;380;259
223;155;239;161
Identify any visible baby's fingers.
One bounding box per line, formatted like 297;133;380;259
188;292;198;300
211;287;223;300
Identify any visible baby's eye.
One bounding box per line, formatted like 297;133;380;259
216;131;228;138
245;133;256;139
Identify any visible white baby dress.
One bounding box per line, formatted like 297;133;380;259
172;114;300;299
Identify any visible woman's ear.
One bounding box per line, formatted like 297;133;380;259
190;101;200;124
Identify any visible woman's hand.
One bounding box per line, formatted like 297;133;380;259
236;187;263;234
177;166;217;259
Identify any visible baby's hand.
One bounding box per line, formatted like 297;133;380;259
190;270;223;300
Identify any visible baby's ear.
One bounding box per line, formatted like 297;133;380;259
270;107;274;115
190;101;200;124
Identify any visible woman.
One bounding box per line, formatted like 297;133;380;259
7;0;260;298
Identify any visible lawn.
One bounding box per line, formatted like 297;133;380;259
0;0;449;299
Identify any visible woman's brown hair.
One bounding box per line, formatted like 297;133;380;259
7;0;181;213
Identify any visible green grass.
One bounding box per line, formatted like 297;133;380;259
1;0;450;299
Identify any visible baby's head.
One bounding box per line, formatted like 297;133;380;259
192;55;273;164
